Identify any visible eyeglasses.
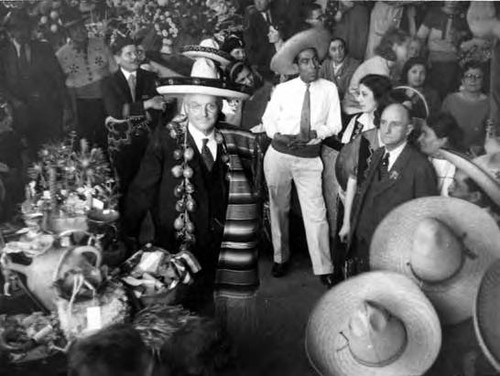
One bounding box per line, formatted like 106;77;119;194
187;102;218;114
464;73;483;80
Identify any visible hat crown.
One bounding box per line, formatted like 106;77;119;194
474;152;500;183
346;301;407;367
190;58;219;79
411;218;464;283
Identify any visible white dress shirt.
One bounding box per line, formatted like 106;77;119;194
121;67;137;82
188;123;218;160
385;141;407;170
262;77;342;140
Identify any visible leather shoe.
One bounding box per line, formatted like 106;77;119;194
319;274;336;289
271;262;288;278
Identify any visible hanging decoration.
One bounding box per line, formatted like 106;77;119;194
166;114;229;252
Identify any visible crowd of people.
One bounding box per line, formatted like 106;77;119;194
1;0;500;375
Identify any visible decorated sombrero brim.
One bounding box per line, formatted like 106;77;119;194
181;45;233;66
156;76;251;99
270;26;331;75
440;148;500;208
474;259;500;372
370;197;500;325
305;271;441;376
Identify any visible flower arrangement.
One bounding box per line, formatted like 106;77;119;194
107;0;241;50
22;133;118;225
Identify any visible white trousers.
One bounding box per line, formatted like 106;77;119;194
264;146;333;275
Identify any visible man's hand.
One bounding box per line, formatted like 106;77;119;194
144;96;166;111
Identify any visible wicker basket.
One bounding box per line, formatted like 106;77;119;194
53;246;129;341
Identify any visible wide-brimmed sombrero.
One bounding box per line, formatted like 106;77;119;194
474;259;500;372
270;26;331;75
440;148;500;208
371;196;500;325
306;271;441;376
156;58;252;99
181;45;233;67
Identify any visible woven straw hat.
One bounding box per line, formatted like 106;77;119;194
440;149;500;208
305;271;441;376
371;196;500;325
181;45;233;67
474;259;500;372
270;26;331;75
156;58;251;99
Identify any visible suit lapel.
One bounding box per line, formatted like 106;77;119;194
116;69;133;102
136;69;144;101
372;144;412;197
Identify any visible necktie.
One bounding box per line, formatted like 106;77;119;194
201;138;214;171
18;43;29;73
378;152;390;180
127;74;136;102
299;83;311;141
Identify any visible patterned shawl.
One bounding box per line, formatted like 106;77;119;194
215;126;262;334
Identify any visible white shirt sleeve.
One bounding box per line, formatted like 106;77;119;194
317;83;342;139
262;85;282;139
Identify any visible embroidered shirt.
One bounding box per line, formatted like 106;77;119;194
56;37;117;98
262;77;342;140
341;112;376;144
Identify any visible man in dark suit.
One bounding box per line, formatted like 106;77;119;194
0;9;69;158
347;103;438;276
101;35;168;204
243;0;278;80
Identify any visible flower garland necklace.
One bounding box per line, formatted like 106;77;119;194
166;114;230;253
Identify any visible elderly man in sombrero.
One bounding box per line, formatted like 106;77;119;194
123;57;259;325
262;27;342;287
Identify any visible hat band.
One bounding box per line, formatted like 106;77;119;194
406;252;467;286
338;329;408;368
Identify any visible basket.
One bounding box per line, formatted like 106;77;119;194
53;246;129;341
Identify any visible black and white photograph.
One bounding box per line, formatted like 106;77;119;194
0;0;499;375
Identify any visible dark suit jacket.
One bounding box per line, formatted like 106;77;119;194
100;68;161;123
350;144;438;244
0;40;66;106
0;40;67;143
243;5;277;79
124;123;229;268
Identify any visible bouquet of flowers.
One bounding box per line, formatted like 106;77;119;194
22;134;118;232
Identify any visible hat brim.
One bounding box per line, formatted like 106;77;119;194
474;259;500;372
370;196;500;325
156;77;251;99
440;148;500;208
182;45;232;66
305;271;441;376
270;26;331;75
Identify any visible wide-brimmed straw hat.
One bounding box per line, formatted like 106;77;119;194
370;196;500;325
156;58;251;99
181;45;233;67
306;271;441;376
440;148;500;208
474;259;500;372
270;26;331;75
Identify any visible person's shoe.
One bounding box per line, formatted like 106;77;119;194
271;262;289;278
319;274;336;289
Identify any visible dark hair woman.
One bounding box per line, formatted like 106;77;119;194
418;111;465;196
400;57;441;116
343;27;410;114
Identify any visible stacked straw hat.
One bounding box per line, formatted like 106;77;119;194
474;259;500;372
306;271;441;376
370;196;500;325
